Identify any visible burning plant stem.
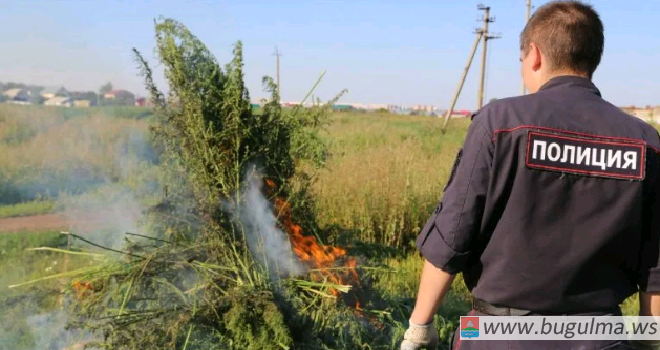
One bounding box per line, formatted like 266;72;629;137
61;231;147;260
125;231;176;245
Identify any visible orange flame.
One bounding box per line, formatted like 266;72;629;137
265;179;359;300
72;280;94;300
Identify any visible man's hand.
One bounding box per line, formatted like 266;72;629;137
399;260;455;349
400;319;439;350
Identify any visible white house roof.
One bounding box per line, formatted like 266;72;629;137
3;88;26;98
44;96;73;105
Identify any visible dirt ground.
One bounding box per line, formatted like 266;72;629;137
0;213;103;233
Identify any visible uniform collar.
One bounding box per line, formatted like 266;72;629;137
537;75;601;97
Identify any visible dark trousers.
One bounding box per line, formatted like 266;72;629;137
449;310;636;350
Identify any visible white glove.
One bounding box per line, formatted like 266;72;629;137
400;319;439;350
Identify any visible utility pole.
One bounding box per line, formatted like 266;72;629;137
526;0;532;25
442;4;500;133
521;0;532;96
273;46;282;98
477;4;499;110
441;32;483;133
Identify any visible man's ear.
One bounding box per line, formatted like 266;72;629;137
530;42;542;72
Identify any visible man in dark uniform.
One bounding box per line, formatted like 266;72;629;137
400;1;660;349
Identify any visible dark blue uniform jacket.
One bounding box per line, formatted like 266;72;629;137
417;75;660;312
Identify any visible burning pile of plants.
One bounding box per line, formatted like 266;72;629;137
5;18;460;350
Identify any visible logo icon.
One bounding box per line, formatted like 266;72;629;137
461;316;479;338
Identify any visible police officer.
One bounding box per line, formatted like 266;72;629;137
400;1;660;349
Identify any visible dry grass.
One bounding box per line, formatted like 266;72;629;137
0;104;153;204
4;116;147;171
313;112;471;248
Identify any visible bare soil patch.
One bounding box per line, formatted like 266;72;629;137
0;213;103;233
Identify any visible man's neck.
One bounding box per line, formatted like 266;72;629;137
531;71;591;92
544;70;591;83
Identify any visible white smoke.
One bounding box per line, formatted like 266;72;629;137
0;114;156;349
24;310;100;350
54;122;158;253
25;311;71;350
59;185;145;252
229;175;306;279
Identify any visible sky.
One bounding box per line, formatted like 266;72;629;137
0;0;657;110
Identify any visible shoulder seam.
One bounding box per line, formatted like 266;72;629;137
471;118;493;140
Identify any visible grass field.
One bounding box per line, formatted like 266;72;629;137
0;103;645;348
0;104;156;206
0;199;55;218
313;112;468;249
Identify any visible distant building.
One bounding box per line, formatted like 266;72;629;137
412;104;435;116
387;104;404;113
637;107;653;121
70;91;98;105
389;105;412;115
3;88;30;101
448;109;473;117
74;100;91;107
620;106;635;115
44;96;74;107
332;104;354;112
104;89;134;100
40;86;69;99
621;105;653;122
134;97;156;107
361;103;388;110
